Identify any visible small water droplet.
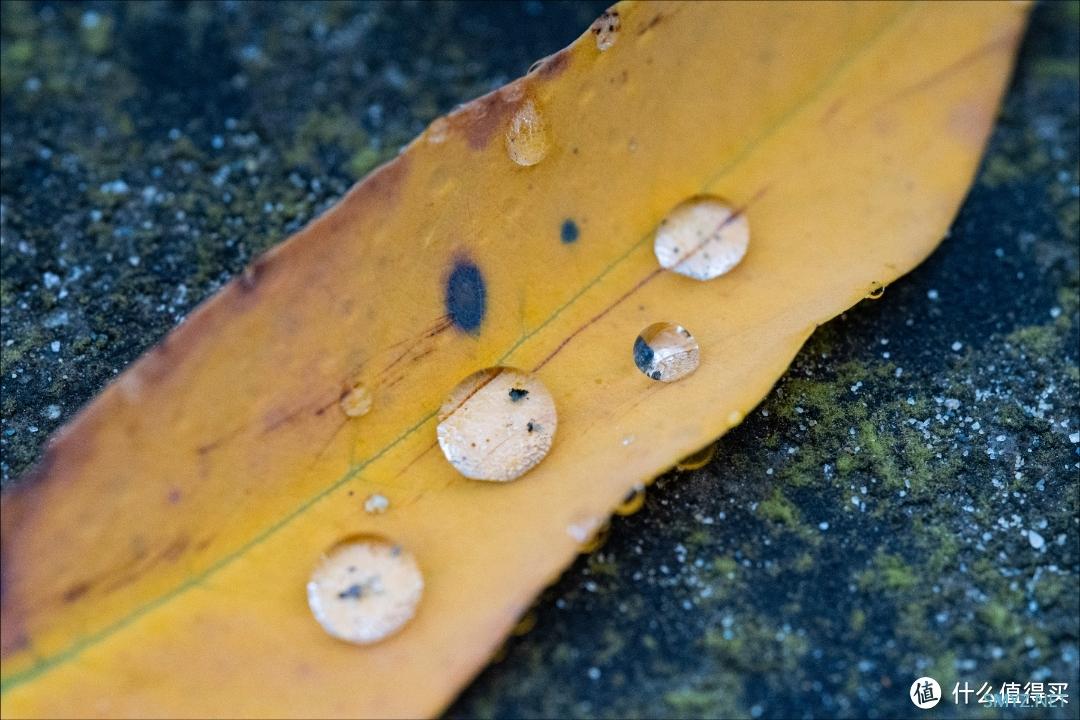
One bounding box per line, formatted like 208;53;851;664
426;117;449;144
633;322;700;382
614;484;646;516
654;196;750;280
567;515;602;543
676;442;717;471
340;383;373;418
307;537;423;645
866;282;885;300
363;493;389;514
590;9;621;52
437;367;557;481
567;515;610;552
505;99;549;167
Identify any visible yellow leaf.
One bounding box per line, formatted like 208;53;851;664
0;1;1027;717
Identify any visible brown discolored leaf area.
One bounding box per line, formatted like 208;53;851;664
0;1;1027;717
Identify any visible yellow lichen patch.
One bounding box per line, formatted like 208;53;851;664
0;2;1027;717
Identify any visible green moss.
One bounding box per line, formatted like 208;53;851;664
757;489;798;525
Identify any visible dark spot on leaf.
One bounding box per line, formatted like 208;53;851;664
62;581;91;604
509;388;529;401
561;219;579;244
445;260;486;333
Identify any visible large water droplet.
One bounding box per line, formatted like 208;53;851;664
590;9;621;51
437;367;557;481
340;383;373;418
654;196;750;280
633;322;700;382
505;99;549;167
307;537;423;645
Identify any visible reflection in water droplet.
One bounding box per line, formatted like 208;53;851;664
633;322;700;382
437;367;557;481
340;383;373;417
364;493;389;514
614;484;646;516
307;537;422;645
866;282;885;300
621;434;636;446
676;442;717;471
654;196;750;280
505;99;549;167
590;9;621;51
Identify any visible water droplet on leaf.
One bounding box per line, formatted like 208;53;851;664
437;367;557;481
566;514;609;552
340;383;373;418
505;99;549;167
654;196;750;280
363;493;389;514
307;537;423;645
633;322;700;382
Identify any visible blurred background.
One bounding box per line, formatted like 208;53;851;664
2;2;1077;717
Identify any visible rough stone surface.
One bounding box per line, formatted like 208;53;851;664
2;2;1077;718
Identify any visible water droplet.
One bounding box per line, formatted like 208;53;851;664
426;117;449;144
676;442;717;471
654;196;750;280
614;484;646;516
505;99;549;167
567;514;610;552
437;367;557;481
307;537;423;645
363;493;389;514
866;282;885;300
633;322;700;382
590;9;621;52
340;383;373;418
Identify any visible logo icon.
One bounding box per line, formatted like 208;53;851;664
911;677;942;709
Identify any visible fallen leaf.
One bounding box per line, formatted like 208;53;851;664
0;1;1028;717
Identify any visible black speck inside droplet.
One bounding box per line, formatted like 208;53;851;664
527;421;536;433
338;584;363;600
561;219;579;244
445;260;486;333
633;336;654;374
509;388;529;401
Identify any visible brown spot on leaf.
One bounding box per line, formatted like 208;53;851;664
62;581;91;604
537;48;570;79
